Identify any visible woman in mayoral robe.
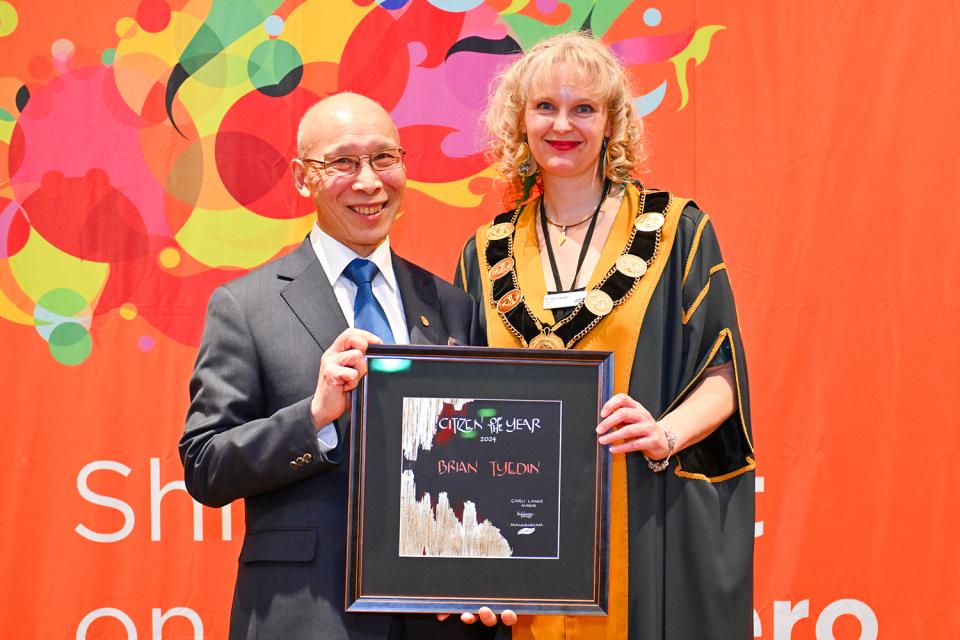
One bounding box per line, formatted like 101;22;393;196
456;31;756;640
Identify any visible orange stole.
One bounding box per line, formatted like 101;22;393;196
473;185;687;638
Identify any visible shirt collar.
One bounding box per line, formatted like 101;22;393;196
309;222;398;293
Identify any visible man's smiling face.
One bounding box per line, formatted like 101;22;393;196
293;94;406;257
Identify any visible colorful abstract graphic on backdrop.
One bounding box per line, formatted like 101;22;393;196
0;0;723;366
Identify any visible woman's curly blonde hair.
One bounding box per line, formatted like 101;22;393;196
484;31;647;206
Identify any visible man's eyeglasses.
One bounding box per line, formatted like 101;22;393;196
301;148;406;177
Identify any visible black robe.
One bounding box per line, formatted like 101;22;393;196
455;185;755;640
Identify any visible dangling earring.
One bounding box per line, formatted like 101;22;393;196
517;140;534;177
598;137;610;177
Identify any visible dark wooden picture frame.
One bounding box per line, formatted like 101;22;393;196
346;344;613;615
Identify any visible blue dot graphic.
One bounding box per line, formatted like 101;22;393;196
264;15;284;36
378;0;411;9
643;8;662;27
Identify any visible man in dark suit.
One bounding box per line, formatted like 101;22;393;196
181;93;509;639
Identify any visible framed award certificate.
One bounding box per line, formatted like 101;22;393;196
345;344;613;615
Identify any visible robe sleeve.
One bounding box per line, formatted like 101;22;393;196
672;206;756;481
454;235;487;336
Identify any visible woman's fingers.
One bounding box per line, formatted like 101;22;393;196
599;392;636;419
597;406;654;442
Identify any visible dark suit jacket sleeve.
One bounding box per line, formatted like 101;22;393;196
180;285;335;508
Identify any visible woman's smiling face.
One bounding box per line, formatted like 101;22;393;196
523;64;611;182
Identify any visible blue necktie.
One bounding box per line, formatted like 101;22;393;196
342;258;396;343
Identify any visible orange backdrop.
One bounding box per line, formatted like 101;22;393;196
1;1;957;638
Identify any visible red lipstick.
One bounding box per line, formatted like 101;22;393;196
546;140;581;151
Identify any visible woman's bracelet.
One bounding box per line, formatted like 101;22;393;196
645;426;677;472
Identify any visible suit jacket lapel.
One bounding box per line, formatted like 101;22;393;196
278;239;349;350
393;254;441;345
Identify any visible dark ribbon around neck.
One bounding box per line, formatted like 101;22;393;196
485;186;673;348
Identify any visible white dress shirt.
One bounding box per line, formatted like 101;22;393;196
309;223;410;450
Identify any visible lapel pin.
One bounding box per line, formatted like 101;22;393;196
420;315;430;327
